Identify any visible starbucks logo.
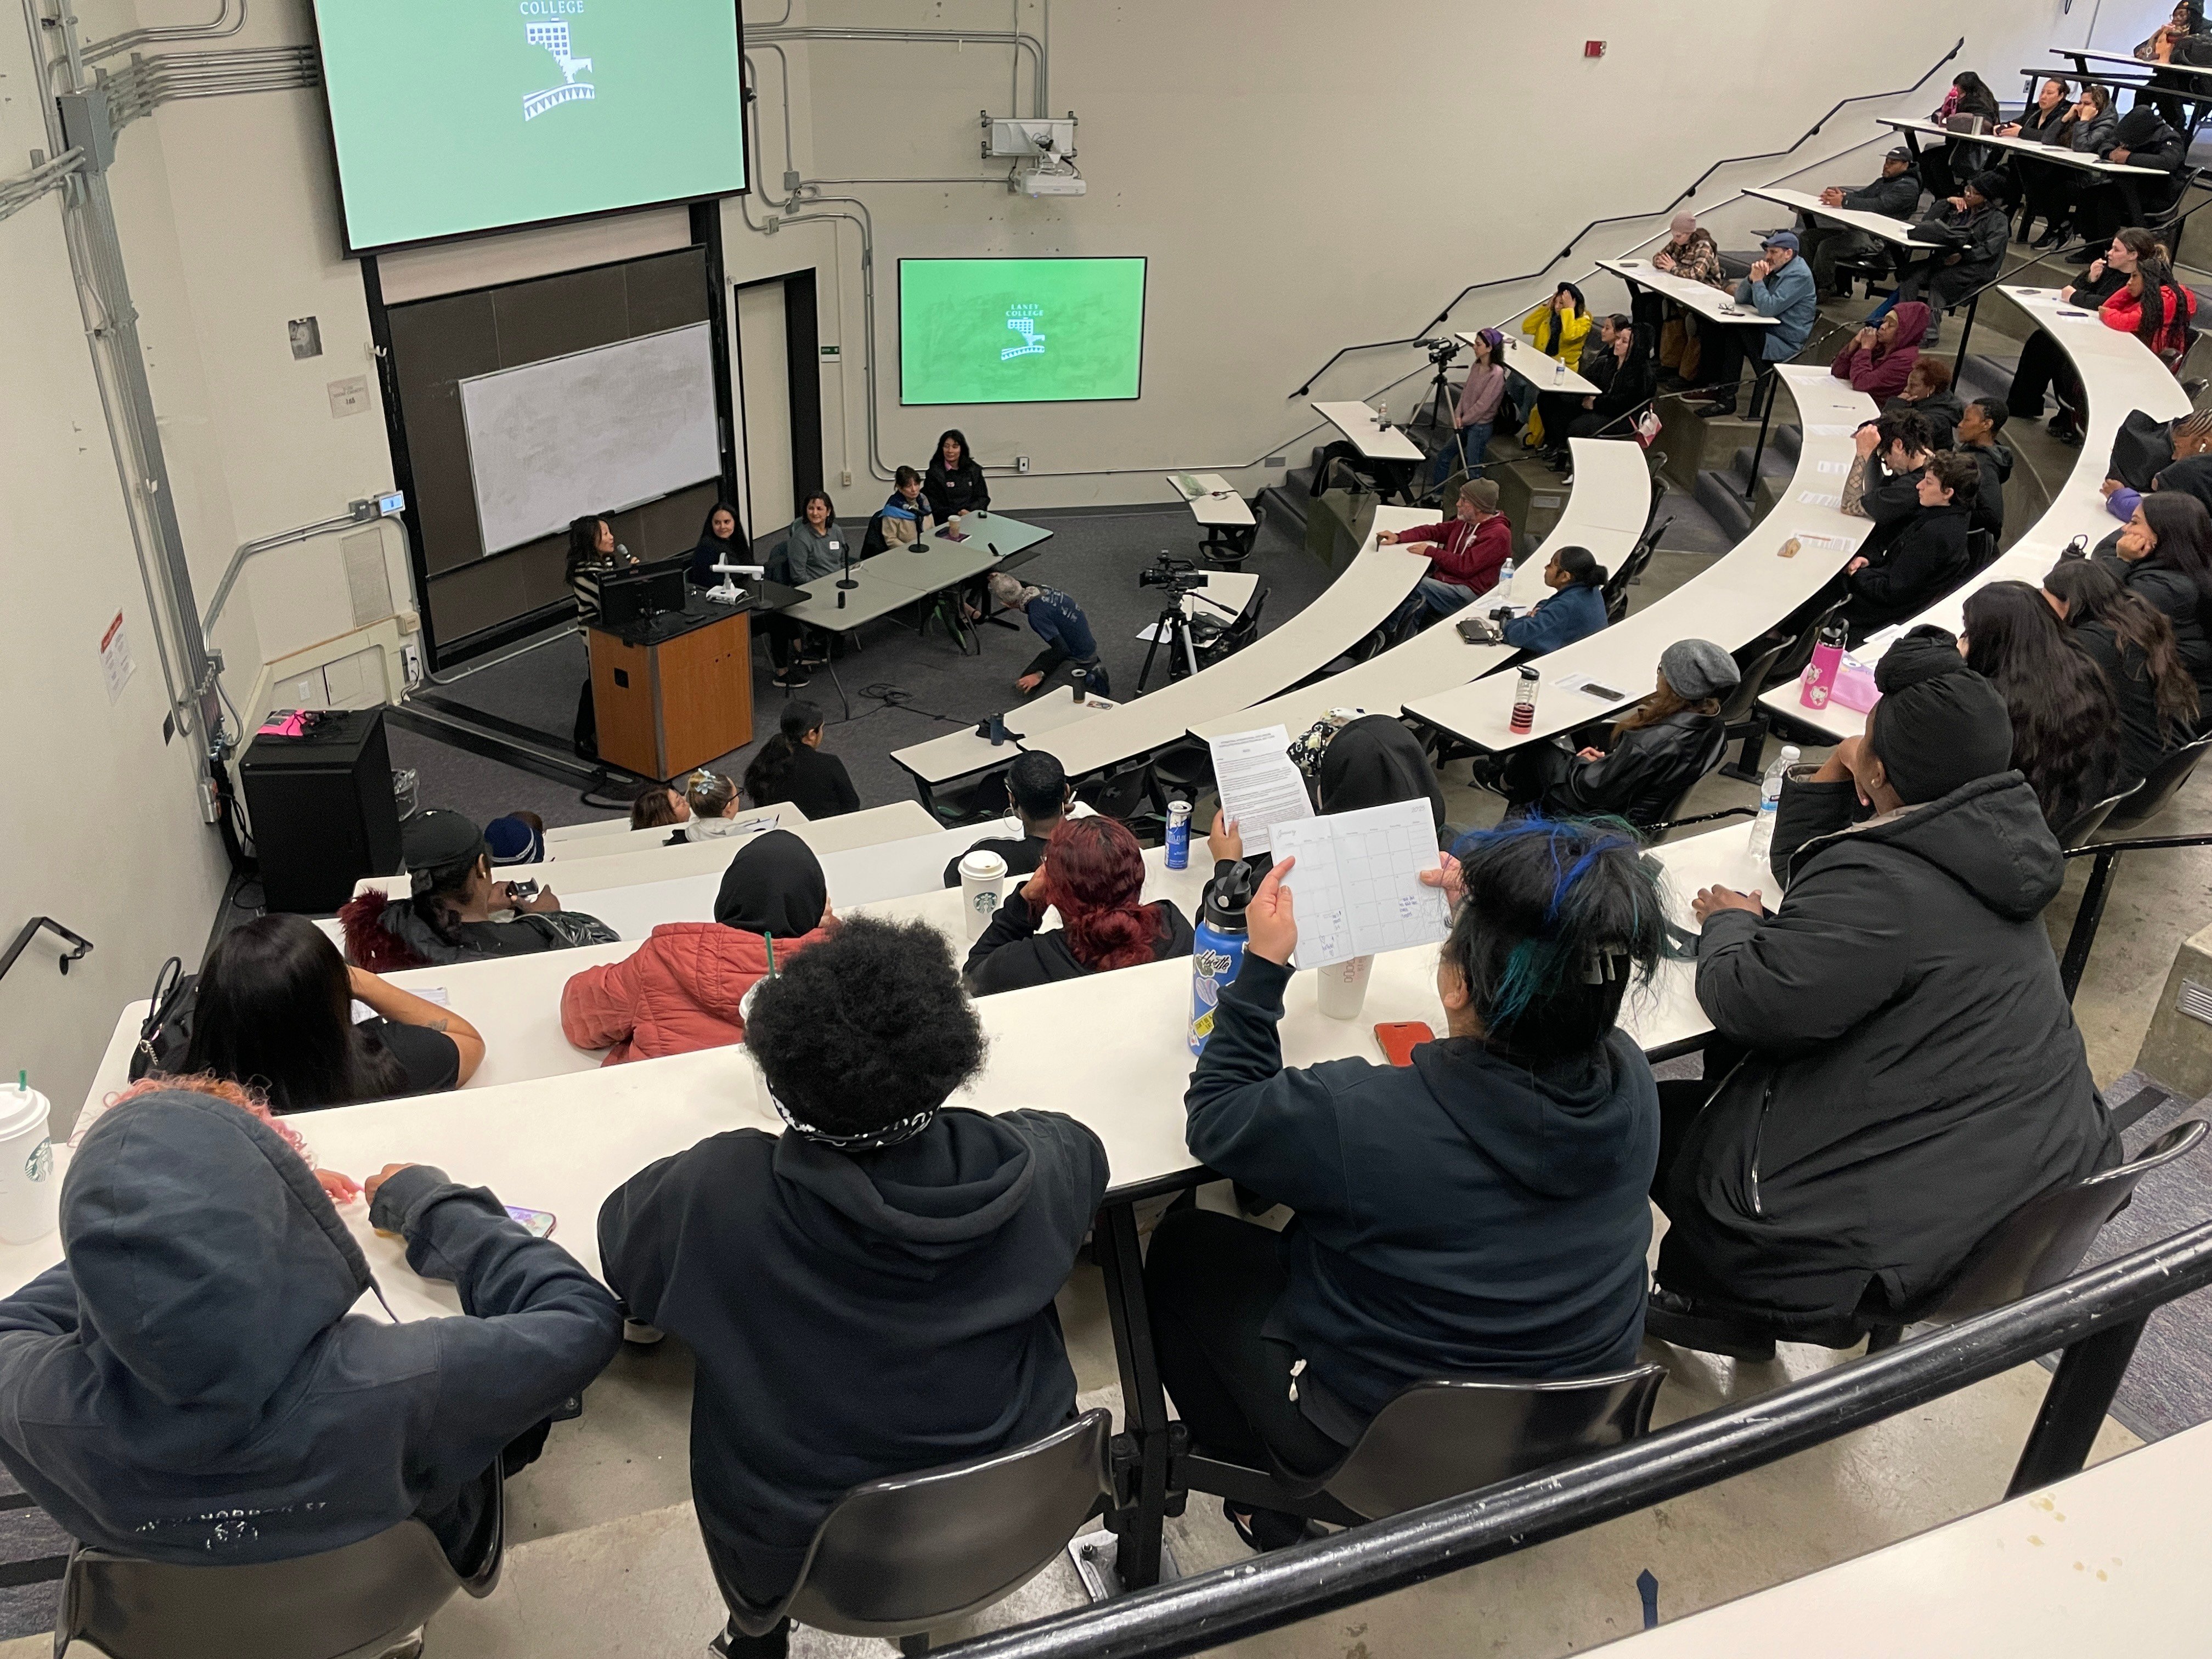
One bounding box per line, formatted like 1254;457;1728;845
25;1139;50;1184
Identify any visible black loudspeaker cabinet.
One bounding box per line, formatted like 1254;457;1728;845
238;708;403;915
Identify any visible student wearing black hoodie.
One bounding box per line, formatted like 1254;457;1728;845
1646;630;2121;1359
1839;450;1980;643
1147;820;1666;1551
599;917;1106;1657
1955;398;2013;545
0;1085;623;1569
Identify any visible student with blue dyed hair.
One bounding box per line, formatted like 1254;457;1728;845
1146;819;1667;1553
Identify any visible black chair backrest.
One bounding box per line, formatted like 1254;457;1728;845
1915;1119;2209;1325
1641;471;1669;539
862;512;890;558
1076;763;1155;822
775;1409;1113;1641
1212;585;1268;658
1319;1365;1666;1522
2105;733;2212;830
1718;637;1795;725
1602;541;1656;624
57;1464;501;1659
2055;789;2133;849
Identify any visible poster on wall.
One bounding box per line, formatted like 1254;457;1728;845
99;611;134;704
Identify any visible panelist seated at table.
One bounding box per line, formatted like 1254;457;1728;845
686;499;749;589
984;572;1113;698
562;832;837;1066
963;817;1194;996
1491;640;1739;830
183;912;486;1113
941;750;1071;887
1645;631;2123;1361
1145;822;1667;1554
877;465;934;547
341;809;617;973
924;427;991;522
597;917;1107;1659
743;701;861;820
1378;477;1514;637
0;1083;622;1572
1501;545;1611;656
763;492;847;690
1798;147;1924;297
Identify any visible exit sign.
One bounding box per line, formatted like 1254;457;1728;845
819;343;841;359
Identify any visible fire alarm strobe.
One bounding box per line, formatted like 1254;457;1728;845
1584;40;1607;58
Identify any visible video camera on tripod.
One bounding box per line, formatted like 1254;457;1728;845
1137;552;1207;597
1418;336;1463;368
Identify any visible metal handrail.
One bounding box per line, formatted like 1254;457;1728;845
0;918;93;981
936;1216;2212;1659
1286;37;1966;398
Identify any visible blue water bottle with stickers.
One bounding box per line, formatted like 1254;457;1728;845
1188;862;1257;1056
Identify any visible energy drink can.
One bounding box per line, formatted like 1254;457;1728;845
1165;800;1192;870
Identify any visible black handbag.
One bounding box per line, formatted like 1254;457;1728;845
126;956;196;1082
2109;408;2176;493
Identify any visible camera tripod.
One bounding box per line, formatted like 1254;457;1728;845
1418;348;1471;505
1136;592;1217;693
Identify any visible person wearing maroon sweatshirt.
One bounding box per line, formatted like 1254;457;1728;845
1829;301;1928;403
1378;477;1516;636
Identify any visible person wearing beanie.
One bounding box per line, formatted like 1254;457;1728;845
1888;170;2012;347
1691;230;1818;419
483;811;545;868
1379;477;1516;635
1643;627;2121;1359
1646;212;1727;384
1498;639;1737;828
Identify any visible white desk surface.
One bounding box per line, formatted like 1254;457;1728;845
782;561;939;630
1746;185;1922;248
1183;571;1261;625
783;514;1052;629
1880;116;2169;176
2055;43;2212;83
1491;334;1600;398
1029;508;1435;779
1598;259;1781;328
529;804;806;870
890;687;1119;789
544;815;634;845
1188;439;1653;743
1312;400;1427;462
1167;473;1256;528
1596;1421;2209;1657
1760;286;2192;743
51;820;1763;1311
1412;369;1875;751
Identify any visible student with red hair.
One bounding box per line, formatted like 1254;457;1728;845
963;817;1194;995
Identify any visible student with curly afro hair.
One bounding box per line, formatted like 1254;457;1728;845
597;917;1108;1657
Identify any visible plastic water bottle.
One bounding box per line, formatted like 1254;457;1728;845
1375;402;1390;431
1554;359;1566;386
1189;864;1257;1056
1494;556;1515;597
1510;664;1541;733
1745;744;1802;867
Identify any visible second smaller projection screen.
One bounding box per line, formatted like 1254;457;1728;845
899;257;1147;405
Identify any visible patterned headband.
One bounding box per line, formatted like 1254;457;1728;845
768;1088;936;1153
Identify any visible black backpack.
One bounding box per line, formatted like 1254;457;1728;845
2110;408;2176;493
126;957;197;1083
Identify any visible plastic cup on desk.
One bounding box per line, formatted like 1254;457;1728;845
0;1086;57;1245
960;850;1008;941
1314;955;1374;1020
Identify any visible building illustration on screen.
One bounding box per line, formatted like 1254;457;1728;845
1001;303;1047;362
523;18;595;121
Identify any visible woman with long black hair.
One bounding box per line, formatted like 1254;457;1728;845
743;699;860;819
184;913;484;1113
567;512;634;755
923;429;990;523
2102;490;2212;708
1959;581;2126;830
686;500;747;588
1541;321;1657;472
2045;555;2201;785
2098;234;2198;369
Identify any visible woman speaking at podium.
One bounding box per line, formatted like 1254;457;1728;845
567;512;636;757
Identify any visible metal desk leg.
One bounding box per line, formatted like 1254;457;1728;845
1743;370;1778;505
1094;1199;1176;1591
1950;289;1983;371
820;657;850;723
2005;1314;2149;1498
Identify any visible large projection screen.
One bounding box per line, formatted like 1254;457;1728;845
459;324;722;557
899;257;1148;404
309;0;748;256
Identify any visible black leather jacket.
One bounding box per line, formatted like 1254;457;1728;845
1538;708;1727;828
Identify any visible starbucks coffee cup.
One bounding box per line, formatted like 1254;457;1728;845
1314;954;1374;1021
961;849;1009;941
0;1086;58;1245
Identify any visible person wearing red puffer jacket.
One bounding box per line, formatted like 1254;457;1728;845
2100;240;2199;370
1377;477;1516;636
561;832;836;1065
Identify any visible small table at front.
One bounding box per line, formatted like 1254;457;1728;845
586;594;755;781
1311;400;1428;504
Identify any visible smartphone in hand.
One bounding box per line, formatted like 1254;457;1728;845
1374;1022;1435;1066
505;1206;557;1239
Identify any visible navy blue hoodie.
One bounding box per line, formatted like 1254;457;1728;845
1184;955;1657;1431
0;1092;622;1565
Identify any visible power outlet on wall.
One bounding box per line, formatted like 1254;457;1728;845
1017;455;1030;474
839;469;853;487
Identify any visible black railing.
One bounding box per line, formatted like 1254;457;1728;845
0;918;93;981
1287;38;1965;398
2060;830;2212;1001
938;1217;2212;1658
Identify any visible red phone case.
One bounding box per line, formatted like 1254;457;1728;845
1373;1022;1434;1066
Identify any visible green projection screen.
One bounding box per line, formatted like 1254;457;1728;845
899;258;1148;405
309;1;747;256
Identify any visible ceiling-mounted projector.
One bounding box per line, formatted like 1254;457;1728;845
1018;160;1086;197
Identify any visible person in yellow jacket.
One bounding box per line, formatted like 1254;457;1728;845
1516;283;1591;448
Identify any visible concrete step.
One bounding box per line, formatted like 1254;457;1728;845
1259;482;1311;537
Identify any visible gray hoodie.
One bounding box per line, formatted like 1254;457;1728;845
0;1093;622;1565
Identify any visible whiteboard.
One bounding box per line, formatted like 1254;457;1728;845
459;323;721;556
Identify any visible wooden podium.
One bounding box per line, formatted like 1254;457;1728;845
588;600;753;779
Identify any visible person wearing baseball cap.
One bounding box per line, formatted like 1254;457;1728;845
1887;170;2013;347
1645;625;2120;1359
1377;476;1516;636
1799;146;1923;296
1691;228;1819;419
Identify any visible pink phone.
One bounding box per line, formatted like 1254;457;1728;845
505;1206;556;1239
1374;1022;1435;1067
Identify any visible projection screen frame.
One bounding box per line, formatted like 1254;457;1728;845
307;0;751;259
896;256;1150;407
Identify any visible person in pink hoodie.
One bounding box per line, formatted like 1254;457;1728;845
561;832;836;1065
1829;301;1928;402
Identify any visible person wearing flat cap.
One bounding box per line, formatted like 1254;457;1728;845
1499;639;1739;829
1691;230;1819;419
1641;627;2121;1361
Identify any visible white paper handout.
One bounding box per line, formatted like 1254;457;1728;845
353;986;447;1023
1271;798;1452;968
1206;725;1314;856
1798;491;1842;508
1805;423;1857;437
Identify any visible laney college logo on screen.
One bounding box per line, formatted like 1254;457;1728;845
1002;303;1047;362
521;0;593;121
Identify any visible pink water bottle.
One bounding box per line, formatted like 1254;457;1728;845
1800;617;1847;709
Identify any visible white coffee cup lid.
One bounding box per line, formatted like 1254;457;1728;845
961;850;1008;879
0;1087;50;1142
